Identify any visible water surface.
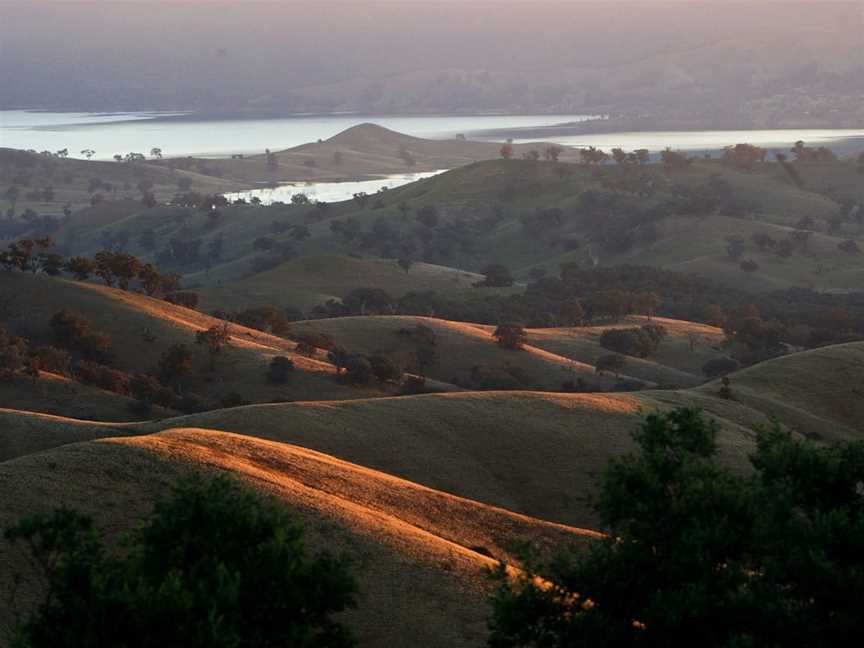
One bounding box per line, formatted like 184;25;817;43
224;171;445;205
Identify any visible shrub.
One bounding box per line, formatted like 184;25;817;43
595;353;625;375
701;356;740;378
599;325;665;358
267;356;295;384
492;322;527;350
4;476;357;647
368;354;402;383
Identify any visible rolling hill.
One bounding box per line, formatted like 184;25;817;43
0;273;384;411
0;427;596;648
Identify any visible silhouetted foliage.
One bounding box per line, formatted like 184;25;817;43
4;476;358;648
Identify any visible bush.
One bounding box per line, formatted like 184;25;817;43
267;356;295;384
702;356;740;378
599;325;665;358
487;408;864;648
5;476;357;647
492;322;527;350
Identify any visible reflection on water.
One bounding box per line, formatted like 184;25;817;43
223;171;446;205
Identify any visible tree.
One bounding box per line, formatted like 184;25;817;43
137;263;164;296
158;343;193;387
5;476;357;648
368;354;402;383
397;258;413;274
595;353;625;376
267;355;295;384
487;408;864;648
343;354;374;384
751;232;776;251
64;256;96;280
543;145;563;162
740;258;759;273
701;356;740;378
500;142;514;159
80;149;95;159
493;322;527;350
838;239;861;255
343;288;393;315
196;323;231;370
480;264;514;288
725;234;746;260
149;147;163;159
49;310;111;360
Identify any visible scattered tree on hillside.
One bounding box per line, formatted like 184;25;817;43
595;353;625;376
195;323;231;370
157;343;194;389
368;354;402;384
479;264;514;288
266;356;295;384
4;476;357;648
740;258;759;274
500;142;514;159
701;356;740;379
493;322;527;350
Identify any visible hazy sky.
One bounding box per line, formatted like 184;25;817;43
1;1;861;113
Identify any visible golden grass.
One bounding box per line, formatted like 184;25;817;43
0;427;594;647
290;315;619;390
1;274;383;410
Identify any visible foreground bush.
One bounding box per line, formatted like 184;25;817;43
488;408;864;647
5;476;358;648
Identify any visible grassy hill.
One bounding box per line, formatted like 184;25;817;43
0;427;595;648
157;123;571;186
0;147;242;215
3;341;861;526
0;273;383;411
194;255;512;312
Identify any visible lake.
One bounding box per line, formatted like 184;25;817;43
3;110;862;162
0;111;595;160
223;171;446;206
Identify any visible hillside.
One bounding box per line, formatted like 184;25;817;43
0;273;383;412
289;314;711;390
3;341;861;525
194;255;509;312
179;123;571;186
0;427;595;647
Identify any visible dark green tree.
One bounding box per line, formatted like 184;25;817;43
4;476;357;648
487;408;864;648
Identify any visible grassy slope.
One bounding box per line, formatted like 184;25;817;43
0;428;594;648
195;255;512;312
0;371;170;422
525;316;726;386
1;274;381;407
0;389;766;528
290;315;617;390
0;147;241;214
4;341;861;526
